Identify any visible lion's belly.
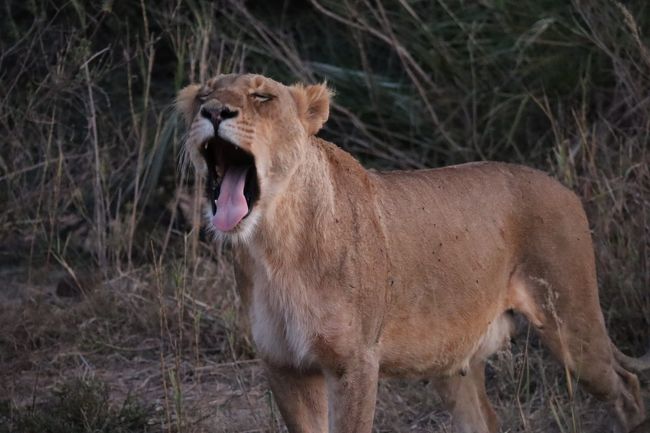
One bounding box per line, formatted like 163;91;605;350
376;227;514;377
378;308;514;377
375;246;514;377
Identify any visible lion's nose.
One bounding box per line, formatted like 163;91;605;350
200;106;238;125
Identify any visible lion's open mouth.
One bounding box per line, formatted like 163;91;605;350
201;136;259;231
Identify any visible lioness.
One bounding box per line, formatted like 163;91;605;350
177;74;648;433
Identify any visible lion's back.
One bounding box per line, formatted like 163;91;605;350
372;161;590;289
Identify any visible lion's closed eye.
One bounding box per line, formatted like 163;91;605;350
250;92;275;102
197;89;212;102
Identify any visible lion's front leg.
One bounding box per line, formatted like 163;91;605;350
266;363;328;433
325;350;380;433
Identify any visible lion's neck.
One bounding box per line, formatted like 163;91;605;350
249;137;337;268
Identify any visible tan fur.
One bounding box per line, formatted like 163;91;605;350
177;74;647;433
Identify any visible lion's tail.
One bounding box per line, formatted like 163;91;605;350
612;343;650;373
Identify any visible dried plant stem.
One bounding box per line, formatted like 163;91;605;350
83;59;107;272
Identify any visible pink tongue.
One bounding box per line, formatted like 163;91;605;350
212;166;250;231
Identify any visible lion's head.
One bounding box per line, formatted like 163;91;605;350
176;74;332;239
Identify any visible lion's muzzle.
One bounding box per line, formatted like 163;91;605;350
199;106;259;232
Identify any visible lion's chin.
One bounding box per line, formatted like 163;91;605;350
204;203;261;244
200;136;260;233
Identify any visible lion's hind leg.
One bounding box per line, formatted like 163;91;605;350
435;360;499;433
510;268;646;432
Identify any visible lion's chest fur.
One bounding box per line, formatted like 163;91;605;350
248;257;316;368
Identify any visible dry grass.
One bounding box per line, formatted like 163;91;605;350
0;0;648;431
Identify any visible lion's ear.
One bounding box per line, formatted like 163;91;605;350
176;84;202;126
290;82;333;135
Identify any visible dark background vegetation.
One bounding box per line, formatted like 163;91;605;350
0;0;648;431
